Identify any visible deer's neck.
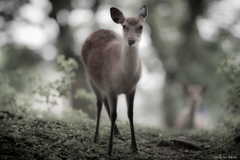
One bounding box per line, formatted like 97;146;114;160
120;44;140;74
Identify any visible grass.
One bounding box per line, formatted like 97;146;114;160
0;110;240;160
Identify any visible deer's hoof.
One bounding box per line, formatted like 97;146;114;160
132;147;138;153
93;139;97;143
93;136;99;143
107;149;113;156
131;144;138;153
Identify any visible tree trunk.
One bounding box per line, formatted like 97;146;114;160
49;0;100;119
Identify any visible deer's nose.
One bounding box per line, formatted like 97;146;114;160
128;38;135;46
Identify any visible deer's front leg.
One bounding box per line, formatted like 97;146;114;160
107;94;118;156
103;98;123;138
126;90;138;152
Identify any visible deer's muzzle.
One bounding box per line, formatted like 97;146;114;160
128;38;135;46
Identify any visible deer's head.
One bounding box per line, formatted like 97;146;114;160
183;83;208;101
110;5;148;47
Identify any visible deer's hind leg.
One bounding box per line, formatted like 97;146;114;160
90;81;103;143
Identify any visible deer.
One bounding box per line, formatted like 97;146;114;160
174;83;208;129
80;5;147;156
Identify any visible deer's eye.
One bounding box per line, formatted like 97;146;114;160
139;25;143;30
123;25;126;29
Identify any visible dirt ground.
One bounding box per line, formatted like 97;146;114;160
0;111;240;160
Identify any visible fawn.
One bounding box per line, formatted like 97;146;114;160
81;5;147;155
174;83;208;129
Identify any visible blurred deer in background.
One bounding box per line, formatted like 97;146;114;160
81;5;147;155
174;83;209;129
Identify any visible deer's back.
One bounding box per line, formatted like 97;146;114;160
81;29;123;91
81;29;122;65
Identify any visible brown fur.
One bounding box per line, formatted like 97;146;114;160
126;18;140;26
81;5;147;156
81;20;144;97
174;84;208;129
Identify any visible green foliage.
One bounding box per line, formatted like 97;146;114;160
0;69;34;116
29;55;79;108
0;54;94;119
217;56;240;113
29;55;94;110
56;55;79;83
61;109;90;123
74;88;95;111
29;75;69;108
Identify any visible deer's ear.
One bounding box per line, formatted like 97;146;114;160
138;5;148;21
202;84;208;93
183;83;188;91
110;7;125;24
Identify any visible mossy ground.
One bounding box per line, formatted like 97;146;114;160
0;111;239;160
